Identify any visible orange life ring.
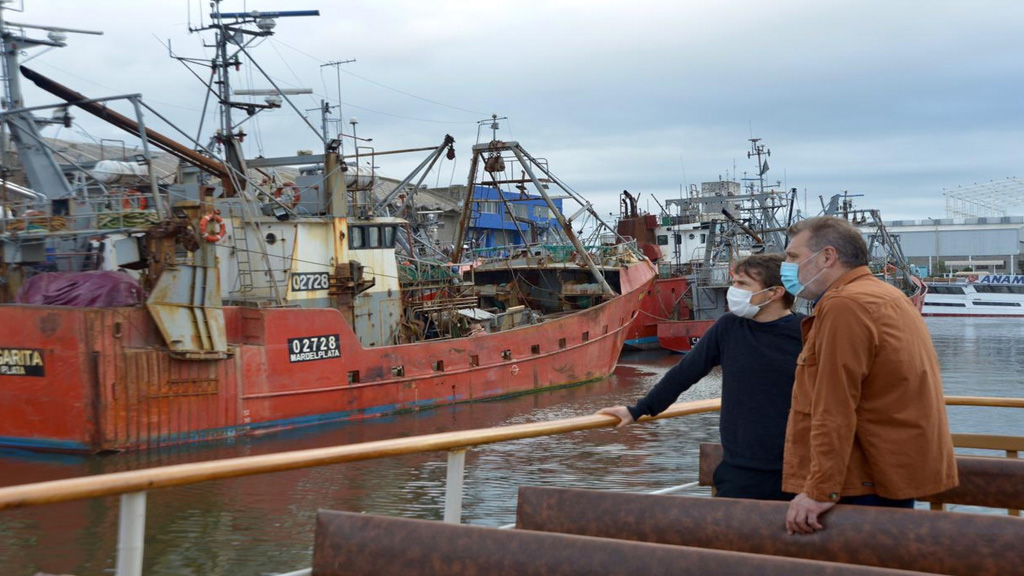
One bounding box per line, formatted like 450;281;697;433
120;189;148;210
198;212;225;243
274;182;301;209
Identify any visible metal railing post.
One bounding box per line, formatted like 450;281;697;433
115;491;147;576
443;449;467;524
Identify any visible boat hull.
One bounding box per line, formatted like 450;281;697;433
0;263;656;452
622;276;689;350
656;319;715;354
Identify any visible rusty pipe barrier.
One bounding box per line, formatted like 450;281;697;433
313;510;930;576
516;487;1024;576
696;442;1024;512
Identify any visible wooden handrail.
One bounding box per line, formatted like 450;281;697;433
0;395;1019;512
0;399;722;511
945;396;1024;409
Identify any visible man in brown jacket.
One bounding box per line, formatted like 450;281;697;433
780;216;958;535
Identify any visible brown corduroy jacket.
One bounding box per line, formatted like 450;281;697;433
782;266;959;502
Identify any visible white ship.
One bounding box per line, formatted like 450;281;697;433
923;275;1024;316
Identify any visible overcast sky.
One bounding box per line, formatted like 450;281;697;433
10;0;1024;222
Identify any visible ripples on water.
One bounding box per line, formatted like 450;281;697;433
1;317;1022;575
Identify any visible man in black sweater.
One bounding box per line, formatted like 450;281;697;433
598;253;803;501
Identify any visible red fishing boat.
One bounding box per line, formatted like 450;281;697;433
0;9;655;452
655;319;717;354
615;191;691;350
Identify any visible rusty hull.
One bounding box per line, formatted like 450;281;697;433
0;262;655;452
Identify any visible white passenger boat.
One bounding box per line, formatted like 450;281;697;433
923;275;1024;316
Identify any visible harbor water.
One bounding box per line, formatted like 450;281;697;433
1;317;1023;575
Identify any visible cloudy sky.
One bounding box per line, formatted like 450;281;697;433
9;0;1023;222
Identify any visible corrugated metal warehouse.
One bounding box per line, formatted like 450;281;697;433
880;217;1024;274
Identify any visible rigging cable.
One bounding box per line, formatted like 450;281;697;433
269;38;487;117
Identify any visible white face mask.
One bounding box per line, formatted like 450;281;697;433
726;286;772;319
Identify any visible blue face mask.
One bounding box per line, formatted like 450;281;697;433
781;249;824;297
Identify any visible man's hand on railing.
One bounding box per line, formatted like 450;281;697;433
596;406;635;429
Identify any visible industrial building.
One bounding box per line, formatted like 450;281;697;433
880;217;1024;276
881;178;1024;276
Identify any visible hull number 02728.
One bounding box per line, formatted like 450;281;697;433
288;334;341;363
290;272;330;292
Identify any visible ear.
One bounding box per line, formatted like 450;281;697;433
823;246;839;267
765;286;784;302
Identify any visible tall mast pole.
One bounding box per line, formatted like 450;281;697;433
320;59;355;154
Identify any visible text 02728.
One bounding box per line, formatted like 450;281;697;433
290;272;330;292
288;334;340;363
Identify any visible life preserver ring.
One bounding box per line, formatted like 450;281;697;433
198;212;225;243
274;182;301;209
120;189;148;210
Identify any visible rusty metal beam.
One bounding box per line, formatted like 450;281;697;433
697;442;1024;511
313;510;926;576
20;66;234;193
516;487;1024;576
698;442;723;486
923;456;1024;510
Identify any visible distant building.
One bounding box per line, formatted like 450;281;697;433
879;217;1024;275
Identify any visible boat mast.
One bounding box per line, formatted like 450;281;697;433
199;1;321;193
0;6;100;197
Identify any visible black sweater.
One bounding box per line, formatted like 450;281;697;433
628;312;804;471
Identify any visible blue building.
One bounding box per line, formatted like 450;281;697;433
463;185;562;250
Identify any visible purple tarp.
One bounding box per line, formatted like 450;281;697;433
16;271;143;307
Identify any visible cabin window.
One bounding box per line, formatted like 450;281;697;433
391;365;405;377
582;331;590;342
700;233;707;243
479;200;498;214
501;349;512;361
469;354;480;367
674;234;682;245
349;226;365;249
433;360;444;372
383;226;396;248
656;235;669;246
558;338;567;349
348;371;360;384
531;344;540;355
536;206;550;219
688;233;695;240
367;226;381;248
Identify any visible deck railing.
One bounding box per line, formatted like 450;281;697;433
1;396;1021;576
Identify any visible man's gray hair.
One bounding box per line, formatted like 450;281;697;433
787;216;869;267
